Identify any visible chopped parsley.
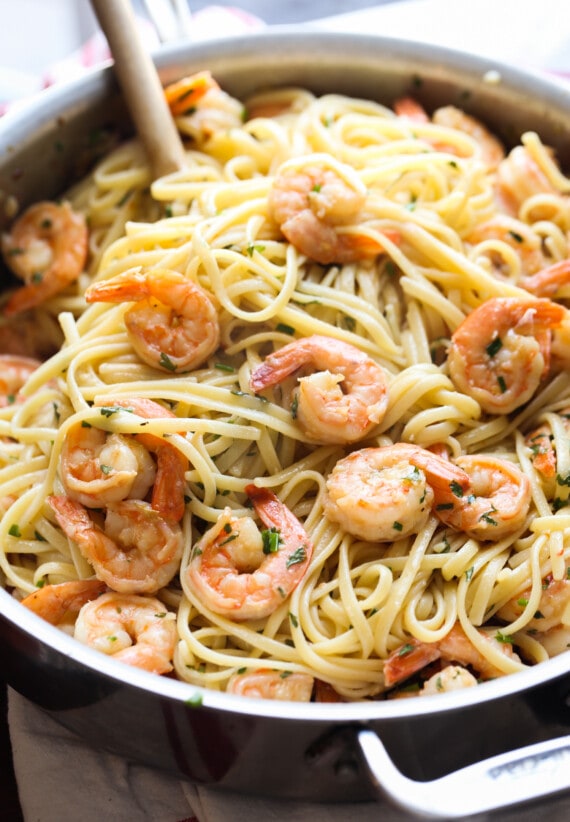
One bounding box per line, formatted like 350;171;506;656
219;531;239;546
291;394;299;419
99;405;132;418
286;545;307;568
486;336;503;357
449;480;464;498
246;243;265;257
262;527;281;554
159;352;177;372
276;322;295;336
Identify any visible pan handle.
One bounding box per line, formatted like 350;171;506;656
357;727;570;818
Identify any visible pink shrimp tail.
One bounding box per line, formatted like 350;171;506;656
521;259;570;299
383;639;441;688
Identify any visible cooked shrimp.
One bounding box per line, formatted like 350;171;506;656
431;105;505;168
521;259;570;298
61;398;188;522
497;576;570;634
269;156;394;265
187;484;313;621
383;622;520;688
100;397;188;522
226;669;314;701
0;354;40;406
323;443;470;542
164;70;218;117
249;335;389;444
447;297;566;415
74;591;176;674
419;665;478;695
495;145;560;215
85;268;220;373
164;71;243;143
393;98;504;167
434;454;531;541
48;495;183;595
61;425;157;508
524;409;570;495
2;201;88;316
393;96;430;123
20;579;106;626
465;215;548;278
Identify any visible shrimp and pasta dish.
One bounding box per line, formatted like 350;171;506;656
2;71;570;703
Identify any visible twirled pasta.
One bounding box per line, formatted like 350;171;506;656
2;75;570;701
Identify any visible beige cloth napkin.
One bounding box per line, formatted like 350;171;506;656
8;688;404;822
9;688;570;822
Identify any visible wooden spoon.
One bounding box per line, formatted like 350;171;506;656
91;0;187;178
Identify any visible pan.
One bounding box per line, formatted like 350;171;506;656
1;30;570;817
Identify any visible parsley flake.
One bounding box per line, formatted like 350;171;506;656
286;545;307;568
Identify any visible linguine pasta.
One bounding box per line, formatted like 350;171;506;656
1;75;570;701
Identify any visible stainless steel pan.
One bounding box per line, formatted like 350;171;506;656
1;30;570;818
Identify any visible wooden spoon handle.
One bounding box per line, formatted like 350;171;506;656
91;0;186;178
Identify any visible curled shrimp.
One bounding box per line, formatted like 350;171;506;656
74;591;176;674
226;669;314;701
419;665;478;696
498;576;570;635
393;98;504;168
48;495;184;595
497;577;570;658
249;335;389;444
20;579;106;626
525;408;570;495
61;398;188;522
269;156;393;265
434;454;531;541
520;259;570;299
447;297;566;415
2;201;88;316
495;145;562;215
465;215;548;279
383;623;521;689
61;425;157;509
0;354;40;407
323;443;470;542
164;70;243;143
85;268;220;373
187;484;313;621
164;70;217;117
431;105;505;168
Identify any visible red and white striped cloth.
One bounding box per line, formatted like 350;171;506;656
0;5;264;115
